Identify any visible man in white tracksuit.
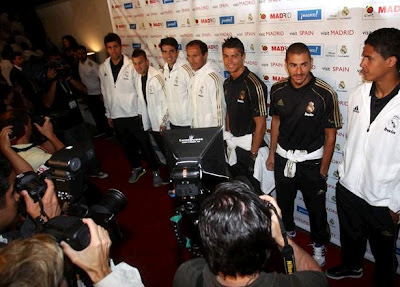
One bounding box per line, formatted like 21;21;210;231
326;28;400;287
99;33;161;185
159;37;194;129
132;49;169;186
186;39;225;128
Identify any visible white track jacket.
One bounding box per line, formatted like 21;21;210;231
163;57;194;126
190;61;225;128
135;66;168;132
338;82;400;213
99;55;138;119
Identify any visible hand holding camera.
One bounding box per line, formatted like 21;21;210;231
259;194;284;247
33;116;55;139
0;126;13;150
18;175;61;223
61;218;113;284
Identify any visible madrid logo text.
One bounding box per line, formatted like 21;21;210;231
220;16;235;25
124;2;133;9
297;9;322;21
166;21;178;28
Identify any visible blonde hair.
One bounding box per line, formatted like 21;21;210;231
0;234;64;287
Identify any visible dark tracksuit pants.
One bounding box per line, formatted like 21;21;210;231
274;153;330;245
112;116;159;172
336;182;399;287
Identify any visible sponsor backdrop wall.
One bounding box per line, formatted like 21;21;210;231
106;0;400;267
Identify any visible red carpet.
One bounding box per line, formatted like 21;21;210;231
90;137;399;287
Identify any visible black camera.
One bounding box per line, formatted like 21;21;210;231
15;171;47;202
43;188;128;251
45;59;72;80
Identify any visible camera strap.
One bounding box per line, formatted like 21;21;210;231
11;144;35;152
266;203;296;274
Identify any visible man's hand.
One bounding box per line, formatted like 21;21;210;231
259;194;284;247
160;125;166;133
107;118;113;128
389;209;400;225
61;218;112;284
46;68;57;80
33;117;54;139
20;178;61;221
0;126;13;151
266;154;275;171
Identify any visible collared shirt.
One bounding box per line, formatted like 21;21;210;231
224;67;268;137
141;73;148;104
269;74;342;152
110;57;124;83
370;82;400;124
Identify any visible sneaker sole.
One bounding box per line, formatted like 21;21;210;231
326;272;363;280
129;170;146;183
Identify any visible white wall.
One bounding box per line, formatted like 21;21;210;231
35;0;112;63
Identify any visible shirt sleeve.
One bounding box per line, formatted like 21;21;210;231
269;84;278;117
322;87;342;129
94;262;145;287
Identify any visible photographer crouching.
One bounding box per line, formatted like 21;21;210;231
173;181;328;287
0;218;145;286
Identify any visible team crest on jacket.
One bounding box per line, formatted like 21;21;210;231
237;90;246;103
198;86;204;97
384;115;400;134
174;77;179;86
304;101;315;117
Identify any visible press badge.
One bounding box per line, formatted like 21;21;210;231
69;100;77;109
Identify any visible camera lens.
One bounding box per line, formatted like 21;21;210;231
91;189;127;215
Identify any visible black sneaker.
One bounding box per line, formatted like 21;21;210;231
326;265;363;280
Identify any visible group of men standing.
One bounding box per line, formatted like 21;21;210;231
96;27;399;286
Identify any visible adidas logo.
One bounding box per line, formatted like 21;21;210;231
353;106;359;113
277;99;284;106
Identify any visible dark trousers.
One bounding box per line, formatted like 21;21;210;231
336;182;398;287
228;147;262;195
112;116;159;171
87;94;112;135
274;153;330;244
152;131;166;159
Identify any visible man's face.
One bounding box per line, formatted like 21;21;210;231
186;45;207;71
76;49;87;63
105;41;122;61
0;174;20;232
222;47;245;76
161;45;179;68
286;52;313;89
360;44;394;82
13;56;24;68
132;55;149;75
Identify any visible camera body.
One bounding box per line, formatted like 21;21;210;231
43;188;127;251
45;59;72;80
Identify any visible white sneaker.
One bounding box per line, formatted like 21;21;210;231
312;243;326;267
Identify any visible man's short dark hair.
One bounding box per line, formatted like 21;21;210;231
199;181;273;277
104;33;121;46
77;45;87;52
0;159;12;208
365;27;400;74
131;49;147;59
11;52;22;62
159;37;178;51
186;40;208;55
285;42;311;61
222;37;245;55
